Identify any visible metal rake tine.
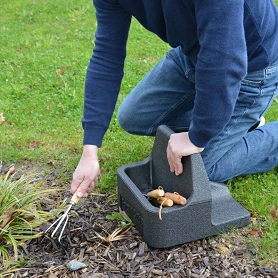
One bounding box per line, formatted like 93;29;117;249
44;214;64;234
58;214;69;243
50;204;72;238
44;192;81;242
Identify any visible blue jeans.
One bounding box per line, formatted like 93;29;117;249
118;47;278;182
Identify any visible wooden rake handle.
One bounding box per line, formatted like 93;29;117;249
70;192;81;205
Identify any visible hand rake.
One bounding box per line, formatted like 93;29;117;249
44;192;80;242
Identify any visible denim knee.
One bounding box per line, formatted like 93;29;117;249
117;105;130;132
117;103;140;134
205;163;229;183
118;103;154;135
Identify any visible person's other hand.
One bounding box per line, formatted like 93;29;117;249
71;145;100;198
167;132;204;175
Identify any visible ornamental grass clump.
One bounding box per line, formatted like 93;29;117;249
0;172;55;267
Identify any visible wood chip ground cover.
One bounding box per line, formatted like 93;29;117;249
1;166;278;278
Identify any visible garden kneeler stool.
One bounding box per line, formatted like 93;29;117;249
117;125;250;248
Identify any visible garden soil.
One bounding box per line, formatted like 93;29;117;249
1;164;278;278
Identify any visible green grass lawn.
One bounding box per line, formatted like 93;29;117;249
0;0;277;267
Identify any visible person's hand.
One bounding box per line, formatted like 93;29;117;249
71;145;100;198
167;132;204;175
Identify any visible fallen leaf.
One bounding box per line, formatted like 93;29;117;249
8;165;15;175
249;229;260;236
270;206;278;218
29;140;39;150
217;244;229;253
22;271;29;277
56;68;63;77
0;112;5;124
0;207;15;229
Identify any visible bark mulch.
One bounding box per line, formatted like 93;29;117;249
10;193;278;278
2;166;278;278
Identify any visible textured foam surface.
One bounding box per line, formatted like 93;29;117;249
117;125;250;248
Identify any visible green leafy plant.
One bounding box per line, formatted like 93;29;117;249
0;172;55;268
94;213;134;245
106;212;134;230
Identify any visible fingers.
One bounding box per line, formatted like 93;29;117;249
172;157;183;176
166;145;174;173
71;173;99;195
71;165;100;198
75;179;95;198
71;176;83;194
166;144;183;176
167;132;205;176
71;174;99;197
173;159;183;175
